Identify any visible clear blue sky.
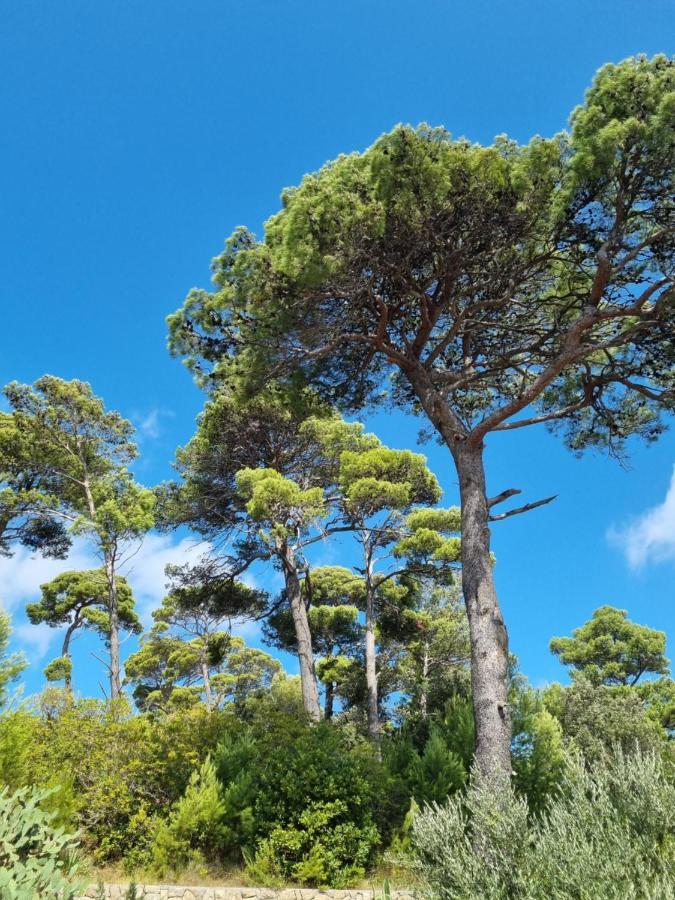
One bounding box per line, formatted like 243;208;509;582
1;0;674;698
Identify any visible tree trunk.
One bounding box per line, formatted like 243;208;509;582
82;474;121;701
454;443;512;779
420;640;429;722
104;556;121;700
280;543;321;721
201;653;213;712
60;615;79;693
364;585;380;741
324;679;334;720
407;369;512;780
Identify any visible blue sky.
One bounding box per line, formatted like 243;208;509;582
1;0;674;699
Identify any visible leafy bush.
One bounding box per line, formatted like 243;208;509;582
411;750;675;900
248;799;379;888
0;784;84;900
152;756;225;875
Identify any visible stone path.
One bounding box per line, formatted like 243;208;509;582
78;886;416;900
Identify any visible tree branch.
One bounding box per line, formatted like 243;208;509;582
489;494;557;522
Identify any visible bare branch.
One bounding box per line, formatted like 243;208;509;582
489;494;557;522
488;488;521;508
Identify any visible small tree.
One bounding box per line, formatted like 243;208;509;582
169;56;675;777
4;377;155;699
0;609;26;709
394;583;471;724
160;390;374;720
151;578;268;711
27;569;141;693
264;566;363;720
335;444;442;739
550;605;670;686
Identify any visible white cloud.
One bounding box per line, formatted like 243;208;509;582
608;465;675;569
134;408;175;441
0;533;212;639
119;533;212;624
0;538;98;613
15;622;55;661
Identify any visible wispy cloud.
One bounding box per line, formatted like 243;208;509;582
0;534;213;653
608;465;675;569
15;622;55;660
121;533;212;624
133;408;175;441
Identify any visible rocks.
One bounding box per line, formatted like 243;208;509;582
78;886;415;900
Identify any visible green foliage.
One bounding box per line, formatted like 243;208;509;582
511;686;567;815
152;756;226;875
550;605;670;686
0;609;26;708
544;678;665;761
0;411;71;559
411;750;675;900
409;730;466;805
44;655;73;684
249;799;379;888
0;784;84;900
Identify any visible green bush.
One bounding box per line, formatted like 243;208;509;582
248;799;379;888
152;756;225;875
0;784;85;900
411;750;675;900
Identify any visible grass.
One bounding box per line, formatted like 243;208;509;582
86;862;416;891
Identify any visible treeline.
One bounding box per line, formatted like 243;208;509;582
0;598;673;886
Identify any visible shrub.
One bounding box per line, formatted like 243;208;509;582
0;784;84;900
152;756;226;875
248;799;379;888
411;750;675;900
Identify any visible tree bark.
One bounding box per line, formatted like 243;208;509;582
82;473;122;702
324;679;334;720
364;585;380;741
104;556;122;701
407;368;512;779
420;641;429;722
280;543;321;721
60;614;80;693
201;653;213;712
454;443;512;778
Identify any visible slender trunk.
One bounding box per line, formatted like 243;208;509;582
420;641;429;722
325;680;334;720
455;443;511;779
201;652;213;712
82;474;121;701
364;585;380;741
104;555;121;700
60;615;79;693
280;543;321;721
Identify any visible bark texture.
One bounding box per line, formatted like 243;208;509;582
281;543;321;721
364;586;380;740
455;444;511;777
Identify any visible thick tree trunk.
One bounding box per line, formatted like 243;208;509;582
364;586;380;741
454;443;511;778
280;544;321;721
407;369;512;779
104;556;121;701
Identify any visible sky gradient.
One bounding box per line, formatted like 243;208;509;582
1;0;674;699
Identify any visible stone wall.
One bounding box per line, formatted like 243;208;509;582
78;886;416;900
